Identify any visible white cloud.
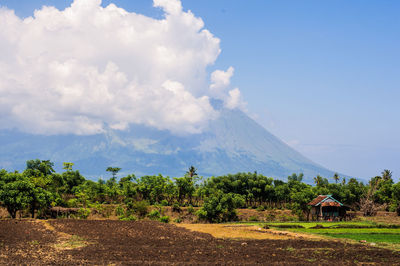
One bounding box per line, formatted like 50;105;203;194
209;66;234;98
225;88;246;109
209;67;245;109
0;0;244;135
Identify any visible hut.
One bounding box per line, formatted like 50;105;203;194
308;195;348;221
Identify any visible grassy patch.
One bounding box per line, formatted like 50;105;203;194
56;235;87;249
29;240;39;246
323;233;400;243
263;221;400;250
285;246;295;252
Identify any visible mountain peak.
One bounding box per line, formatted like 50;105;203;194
0;108;336;182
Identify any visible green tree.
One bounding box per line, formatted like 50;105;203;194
382;169;393;182
0;173;34;218
186;166;198;178
333;173;340;184
197;190;244;222
62;170;85;194
28;186;53;218
25;159;55;176
175;175;197;205
106;167;121;179
136;175;169;204
63;162;74;172
290;186;315;221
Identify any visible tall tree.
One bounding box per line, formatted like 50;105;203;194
333;173;340;184
186;166;198;178
63;162;74;172
0;173;34;218
25;159;55;176
382;169;393;182
106;167;121;179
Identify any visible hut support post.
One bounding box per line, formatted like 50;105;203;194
319;204;323;221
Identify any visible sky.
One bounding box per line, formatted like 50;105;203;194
0;0;399;180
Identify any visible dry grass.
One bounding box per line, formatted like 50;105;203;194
0;207;9;218
176;223;322;240
360;211;400;225
36;220;89;250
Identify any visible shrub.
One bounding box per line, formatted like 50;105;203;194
115;205;125;216
388;203;397;212
92;203;113;218
148;210;160;219
197;191;245;223
77;208;91;219
160;200;169;206
265;211;277;221
278;214;297;222
119;215;137;221
172;202;181;212
249;216;259;222
174;217;182;223
67;198;79;208
159;216;170;223
256;205;265;212
130;201;149;217
187;205;195;214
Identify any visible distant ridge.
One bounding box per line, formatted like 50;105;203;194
0;107;339;183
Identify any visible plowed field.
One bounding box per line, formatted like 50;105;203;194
1;219;400;265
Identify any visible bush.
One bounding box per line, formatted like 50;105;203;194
115;205;125;216
67;198;79;208
278;213;297;222
249;216;259;221
77;208;91;219
159;216;170;223
160;200;169;206
130;201;149;217
174;217;182;223
197;191;245;223
256;205;265;212
265;211;277;221
92;203;113;218
119;215;137;221
148;210;160;219
388;203;397;212
187;205;195;214
172;202;181;213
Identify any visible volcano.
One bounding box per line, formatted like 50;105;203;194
0;106;336;182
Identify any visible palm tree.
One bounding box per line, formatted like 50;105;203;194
186;166;197;178
333;173;340;184
314;175;323;186
381;169;393;181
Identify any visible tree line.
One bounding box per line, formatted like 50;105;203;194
0;159;398;222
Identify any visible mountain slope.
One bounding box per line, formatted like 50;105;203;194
0;108;336;182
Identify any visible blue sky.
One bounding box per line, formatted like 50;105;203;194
1;0;399;179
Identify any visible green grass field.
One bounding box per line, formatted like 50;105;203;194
262;221;400;249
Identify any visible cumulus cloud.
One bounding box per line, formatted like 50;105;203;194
0;0;244;135
209;67;245;109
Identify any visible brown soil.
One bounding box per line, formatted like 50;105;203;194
1;219;400;265
236;208;297;222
